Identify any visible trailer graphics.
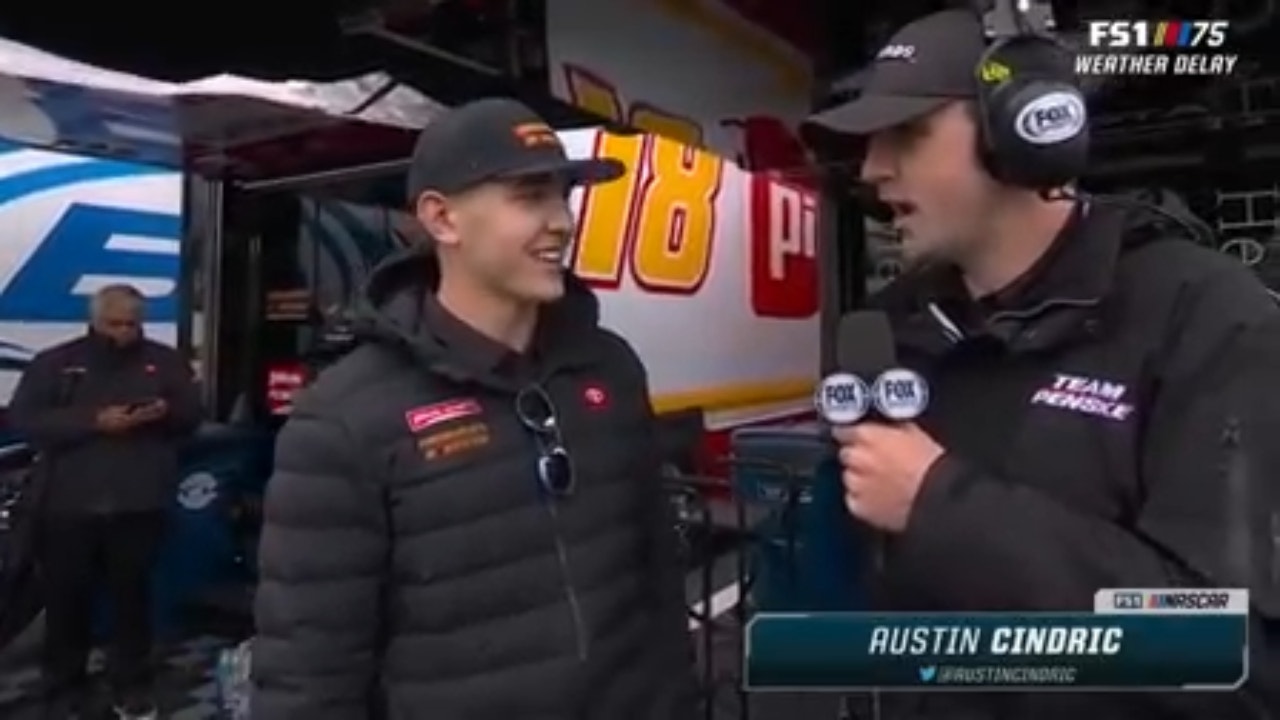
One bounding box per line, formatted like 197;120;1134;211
0;140;181;400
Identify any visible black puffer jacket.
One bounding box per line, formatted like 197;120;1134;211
251;251;697;720
870;203;1279;718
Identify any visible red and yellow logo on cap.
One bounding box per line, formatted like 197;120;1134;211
513;122;562;148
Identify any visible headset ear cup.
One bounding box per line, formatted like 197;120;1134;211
1000;80;1089;187
973;36;1088;189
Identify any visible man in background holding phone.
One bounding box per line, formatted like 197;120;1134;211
9;284;201;720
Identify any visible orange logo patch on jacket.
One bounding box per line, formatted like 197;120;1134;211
417;422;491;461
513;122;561;148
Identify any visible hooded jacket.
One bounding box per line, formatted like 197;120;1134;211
251;250;697;720
871;202;1280;719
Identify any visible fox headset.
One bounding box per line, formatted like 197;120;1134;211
971;0;1088;189
973;0;1220;249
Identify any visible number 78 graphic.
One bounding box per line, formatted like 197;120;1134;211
561;65;818;317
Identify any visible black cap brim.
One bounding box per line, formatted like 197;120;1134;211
802;95;950;138
501;157;626;186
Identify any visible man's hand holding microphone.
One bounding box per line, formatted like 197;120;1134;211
820;312;943;532
835;422;942;531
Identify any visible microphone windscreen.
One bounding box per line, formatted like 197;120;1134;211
836;311;896;379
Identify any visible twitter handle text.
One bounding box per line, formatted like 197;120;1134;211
922;664;1079;685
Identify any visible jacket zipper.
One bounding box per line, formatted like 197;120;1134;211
544;492;589;660
524;369;589;661
926;297;1099;346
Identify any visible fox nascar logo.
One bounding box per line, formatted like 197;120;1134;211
1098;588;1248;613
816;369;929;423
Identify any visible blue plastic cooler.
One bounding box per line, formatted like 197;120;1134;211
730;422;869;611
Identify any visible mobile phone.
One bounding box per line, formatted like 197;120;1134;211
127;398;159;412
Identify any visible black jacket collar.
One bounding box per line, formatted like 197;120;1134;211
352;248;603;391
874;201;1135;356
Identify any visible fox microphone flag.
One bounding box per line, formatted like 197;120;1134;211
818;310;929;422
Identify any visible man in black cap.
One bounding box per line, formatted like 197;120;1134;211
809;8;1279;719
250;98;698;719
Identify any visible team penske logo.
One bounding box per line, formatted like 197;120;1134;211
1030;373;1134;421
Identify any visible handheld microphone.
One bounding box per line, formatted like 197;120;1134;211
821;311;931;586
816;310;929;424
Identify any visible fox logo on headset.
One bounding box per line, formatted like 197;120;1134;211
971;0;1090;189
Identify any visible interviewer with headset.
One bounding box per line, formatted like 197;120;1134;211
805;8;1279;719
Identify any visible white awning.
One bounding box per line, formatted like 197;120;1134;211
0;37;442;178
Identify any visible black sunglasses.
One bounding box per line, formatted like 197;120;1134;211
515;385;575;497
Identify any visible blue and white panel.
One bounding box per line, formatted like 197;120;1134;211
0;141;182;400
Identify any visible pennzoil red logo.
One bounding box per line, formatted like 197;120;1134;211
404;399;483;432
583;383;608;409
749;175;818;319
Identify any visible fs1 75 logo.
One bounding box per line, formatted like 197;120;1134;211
1086;20;1228;49
1077;19;1238;77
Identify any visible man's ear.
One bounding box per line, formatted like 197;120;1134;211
414;191;461;247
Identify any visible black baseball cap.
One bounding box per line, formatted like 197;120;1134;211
405;98;625;204
803;10;987;138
